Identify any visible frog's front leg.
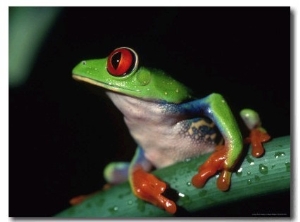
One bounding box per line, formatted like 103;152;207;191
129;147;177;214
186;93;243;191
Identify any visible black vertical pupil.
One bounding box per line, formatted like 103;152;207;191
111;52;121;69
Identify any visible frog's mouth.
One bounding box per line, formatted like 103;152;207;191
72;74;138;94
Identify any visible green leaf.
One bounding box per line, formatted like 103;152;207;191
55;135;290;217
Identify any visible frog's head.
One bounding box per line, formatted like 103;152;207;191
72;47;192;103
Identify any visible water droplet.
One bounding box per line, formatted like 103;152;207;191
247;179;253;185
259;164;269;175
108;206;119;213
246;155;255;165
127;200;133;205
179;192;185;197
186;182;191;186
236;167;243;177
247;171;251;176
275;152;285;158
185;158;191;162
285;162;290;172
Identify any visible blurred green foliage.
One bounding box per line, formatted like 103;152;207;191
9;7;61;87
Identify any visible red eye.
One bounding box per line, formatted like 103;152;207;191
107;47;138;76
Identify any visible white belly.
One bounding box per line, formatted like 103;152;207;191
106;92;217;169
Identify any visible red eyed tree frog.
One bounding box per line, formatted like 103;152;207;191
71;47;271;214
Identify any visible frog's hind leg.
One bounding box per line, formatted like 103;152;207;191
240;109;271;157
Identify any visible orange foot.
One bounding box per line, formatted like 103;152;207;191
131;167;177;214
191;146;232;191
245;127;271;158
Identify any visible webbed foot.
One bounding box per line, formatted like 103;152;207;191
245;127;271;157
240;109;271;157
131;167;177;214
191;145;232;191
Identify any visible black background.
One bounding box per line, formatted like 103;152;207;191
9;7;290;217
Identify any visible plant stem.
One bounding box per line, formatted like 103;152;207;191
55;135;290;217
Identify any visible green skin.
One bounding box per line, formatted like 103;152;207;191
72;47;244;213
73;59;192;103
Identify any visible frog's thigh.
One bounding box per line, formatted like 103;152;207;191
104;162;130;184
